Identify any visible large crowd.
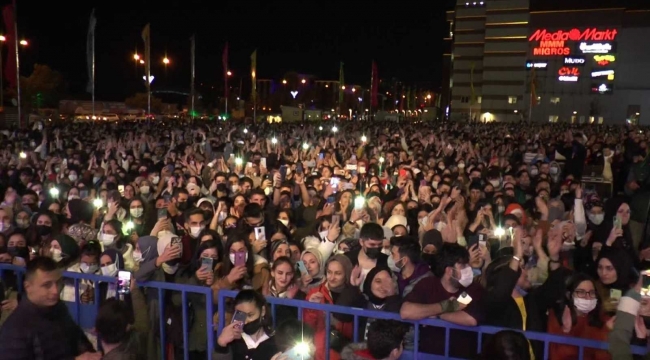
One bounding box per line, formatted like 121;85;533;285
0;119;647;360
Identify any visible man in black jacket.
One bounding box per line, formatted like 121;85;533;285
345;223;388;286
0;257;99;360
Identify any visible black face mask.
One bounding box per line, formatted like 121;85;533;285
364;247;381;260
36;225;52;236
242;317;263;335
8;246;28;259
204;211;214;221
421;253;436;266
176;201;188;211
188;196;199;206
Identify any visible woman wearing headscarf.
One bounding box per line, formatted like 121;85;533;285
131;235;157;272
594;248;635;315
595;197;636;266
304;254;365;360
49;234;80;270
420;229;443;269
99;249;125;300
66;198;97;247
299;247;325;293
355;266;401;340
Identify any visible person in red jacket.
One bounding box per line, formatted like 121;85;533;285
304;254;365;360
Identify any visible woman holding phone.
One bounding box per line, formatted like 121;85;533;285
213;232;270;320
172;240;221;359
215;290;277;360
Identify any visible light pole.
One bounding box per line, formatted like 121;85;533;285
0;35;5;108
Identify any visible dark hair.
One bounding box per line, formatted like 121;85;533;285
243;203;264;219
360;222;384;241
184;207;206;223
433;243;469;278
234;290;273;335
366;320;409;359
274;318;315;353
481;330;531;360
80;241;102;260
556;273;604;329
172;188;189;199
218;231;255;280
95;298;132;345
25;256;58;281
390;236;421;264
271;256;293;271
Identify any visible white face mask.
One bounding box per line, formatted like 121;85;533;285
588;213;604;225
101;264;118;277
387;255;404;273
189;225;204;238
132;250;143;263
152;176;160;185
381;248;392;256
432;180;439;189
80;263;98;274
218;212;228;223
455;266;474;288
140;186;150;195
458;163;465;169
51;248;63;262
231;184;240;193
162;263;179;274
550;167;559;175
100;233;117;246
489;179;501;189
68;174;78;182
68;195;80;201
229;252;249;265
130;208;144;218
264;187;272;196
574;297;597;313
278;219;289;227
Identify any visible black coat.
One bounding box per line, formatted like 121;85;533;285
0;298;95;360
215;334;277;360
484;266;571;358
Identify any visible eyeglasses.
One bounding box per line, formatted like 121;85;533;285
574;289;597;299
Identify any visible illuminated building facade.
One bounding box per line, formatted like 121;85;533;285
444;1;650;124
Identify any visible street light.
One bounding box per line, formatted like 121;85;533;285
227;71;232;76
19;40;27;46
133;54;140;61
163;57;170;65
341;85;346;90
0;36;5;42
301;79;306;84
282;79;287;84
139;59;144;64
427;94;432;99
352;88;356;93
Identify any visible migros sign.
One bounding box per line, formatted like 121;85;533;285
529;28;618;42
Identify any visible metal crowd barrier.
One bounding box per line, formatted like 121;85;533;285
217;289;648;360
0;264;215;360
1;262;646;360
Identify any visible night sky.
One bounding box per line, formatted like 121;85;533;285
5;0;453;101
3;0;648;102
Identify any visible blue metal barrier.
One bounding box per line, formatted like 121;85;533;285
0;264;215;360
217;289;648;360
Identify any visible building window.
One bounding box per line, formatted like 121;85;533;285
598;117;604;124
460;96;469;103
579;116;585;124
508;96;518;104
549;115;558;123
550;97;561;105
477;96;482;104
589;116;595;124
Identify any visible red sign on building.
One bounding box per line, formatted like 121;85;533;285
530;28;618;57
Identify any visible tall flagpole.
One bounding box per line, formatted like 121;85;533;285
12;0;20;127
90;10;96;118
369;61;373;121
190;35;196;119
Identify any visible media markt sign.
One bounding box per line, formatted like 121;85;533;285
529;28;618;57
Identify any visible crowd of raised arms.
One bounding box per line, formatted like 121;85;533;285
0;119;649;360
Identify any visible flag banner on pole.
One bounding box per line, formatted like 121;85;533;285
2;4;15;89
531;67;538;106
470;62;476;104
371;61;378;108
141;23;150;88
406;87;411;110
338;62;344;109
251;49;257;102
222;42;228;97
86;9;96;93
